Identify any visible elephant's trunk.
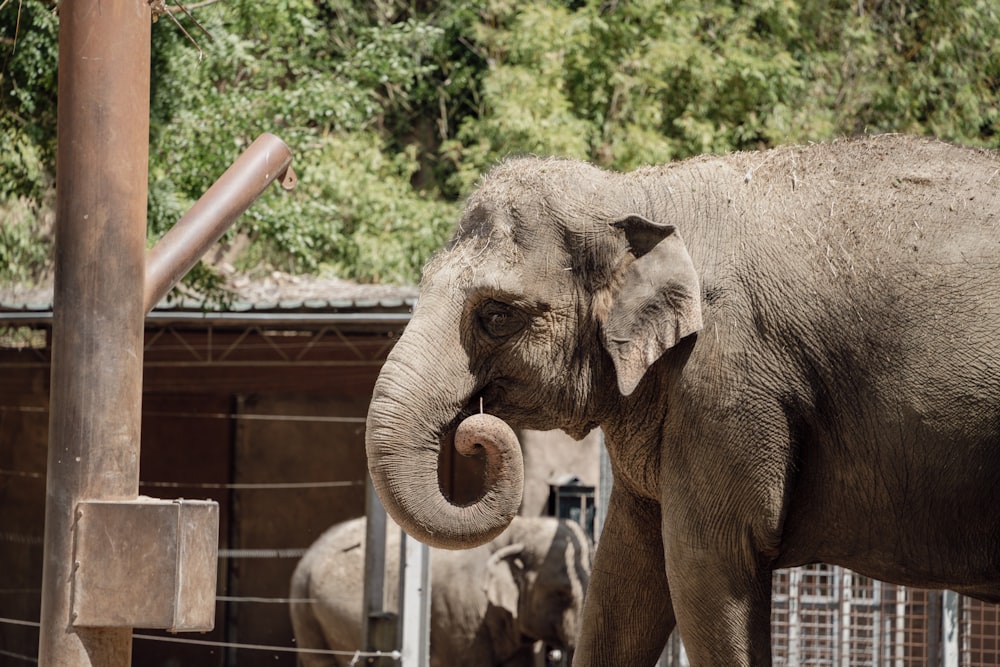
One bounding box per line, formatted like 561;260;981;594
365;296;524;549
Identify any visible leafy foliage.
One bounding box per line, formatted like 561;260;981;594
0;0;57;201
2;0;999;292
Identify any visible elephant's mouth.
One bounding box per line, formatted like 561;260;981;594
466;378;551;430
468;380;600;439
467;380;506;412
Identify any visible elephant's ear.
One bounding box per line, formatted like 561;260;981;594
602;215;703;396
485;543;525;616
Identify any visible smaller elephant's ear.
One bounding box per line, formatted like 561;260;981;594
602;215;703;396
484;543;525;615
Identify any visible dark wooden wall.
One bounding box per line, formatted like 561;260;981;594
0;319;597;667
0;322;392;667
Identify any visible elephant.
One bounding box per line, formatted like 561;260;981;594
364;134;1000;666
288;515;591;666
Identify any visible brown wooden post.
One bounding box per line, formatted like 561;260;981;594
39;1;151;663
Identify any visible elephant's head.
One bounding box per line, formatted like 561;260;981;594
484;517;593;658
366;157;702;548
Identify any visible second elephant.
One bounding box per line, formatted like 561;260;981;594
289;515;591;667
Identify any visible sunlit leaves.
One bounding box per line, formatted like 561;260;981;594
2;0;999;294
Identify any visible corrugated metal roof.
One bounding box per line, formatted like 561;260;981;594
0;274;418;324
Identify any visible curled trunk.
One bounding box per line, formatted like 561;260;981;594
365;298;524;549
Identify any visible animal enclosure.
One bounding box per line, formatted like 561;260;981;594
662;565;999;667
1;301;998;665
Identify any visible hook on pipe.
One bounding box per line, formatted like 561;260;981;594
144;132;295;313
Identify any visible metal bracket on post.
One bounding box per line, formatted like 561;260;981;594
143;132;296;313
71;498;219;632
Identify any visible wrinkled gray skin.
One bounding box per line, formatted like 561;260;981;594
289;515;591;667
365;135;1000;665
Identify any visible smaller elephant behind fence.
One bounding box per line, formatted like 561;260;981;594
289;515;592;667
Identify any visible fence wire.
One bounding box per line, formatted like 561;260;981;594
1;405;997;666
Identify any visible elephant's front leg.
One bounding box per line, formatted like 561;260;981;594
662;512;774;666
574;487;675;666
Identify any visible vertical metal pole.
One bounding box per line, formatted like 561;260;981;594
926;590;942;666
364;475;387;629
839;568;851;667
872;580;883;662
894;586;907;667
363;473;393;663
941;590;960;667
398;533;431;666
787;568;801;666
39;1;150;665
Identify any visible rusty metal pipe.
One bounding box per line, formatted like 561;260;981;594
40;1;150;664
143;133;296;313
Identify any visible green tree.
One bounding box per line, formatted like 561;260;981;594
145;0;462;290
1;0;57;284
2;0;999;293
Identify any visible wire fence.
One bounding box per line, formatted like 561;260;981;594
3;530;997;666
768;566;1000;667
0;404;375;666
1;405;998;666
0;615;401;666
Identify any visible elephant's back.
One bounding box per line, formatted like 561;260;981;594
294;516;402;659
748;137;1000;275
673;136;1000;267
686;136;1000;385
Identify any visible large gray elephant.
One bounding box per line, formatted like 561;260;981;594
289;515;591;666
364;135;1000;665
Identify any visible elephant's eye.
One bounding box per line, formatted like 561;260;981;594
478;299;528;339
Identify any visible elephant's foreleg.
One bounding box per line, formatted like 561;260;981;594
574;488;675;666
662;517;773;666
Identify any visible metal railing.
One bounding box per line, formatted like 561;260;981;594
662;564;999;667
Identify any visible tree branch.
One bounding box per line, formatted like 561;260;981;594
164;0;225;14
